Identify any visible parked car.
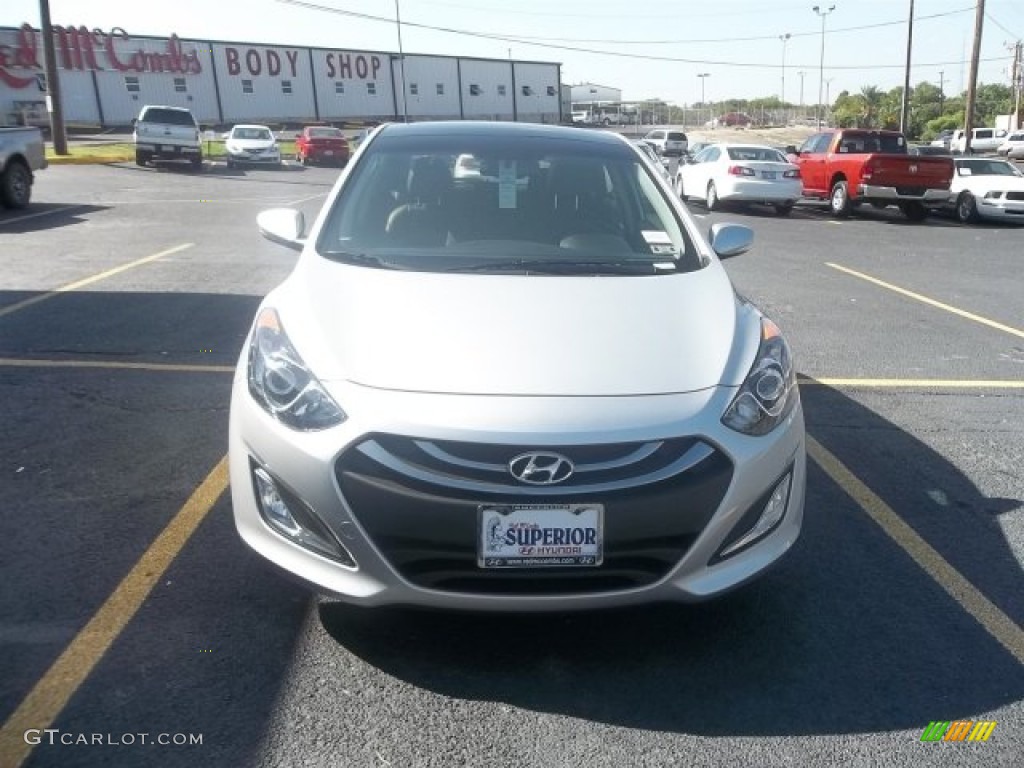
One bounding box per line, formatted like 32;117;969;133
996;131;1024;160
681;141;711;163
0;126;46;209
295;126;350;167
790;129;953;220
718;112;753;127
132;105;202;169
950;127;1008;155
643;129;689;157
232;121;806;611
224;125;282;168
944;157;1024;224
632;139;672;182
675;143;802;215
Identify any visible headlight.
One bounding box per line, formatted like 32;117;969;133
722;318;798;436
247;308;346;430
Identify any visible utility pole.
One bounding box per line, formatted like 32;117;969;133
938;70;945;113
395;0;408;122
900;0;915;134
962;0;985;155
697;72;710;126
1013;40;1022;130
39;0;67;155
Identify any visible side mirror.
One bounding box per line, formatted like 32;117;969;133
257;208;306;251
708;222;754;259
221;132;231;140
785;145;798;155
130;117;137;126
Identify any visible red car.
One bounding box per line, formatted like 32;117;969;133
295;126;350;167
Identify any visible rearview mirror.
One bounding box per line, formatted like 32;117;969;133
257;208;306;251
709;223;754;259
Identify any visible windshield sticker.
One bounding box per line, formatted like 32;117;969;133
498;160;517;209
642;230;673;245
959;167;971;176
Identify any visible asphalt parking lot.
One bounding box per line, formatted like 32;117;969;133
1;160;1022;768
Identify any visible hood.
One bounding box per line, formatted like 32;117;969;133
229;138;277;150
955;174;1024;193
282;259;739;396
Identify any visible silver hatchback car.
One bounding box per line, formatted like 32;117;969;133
230;121;805;611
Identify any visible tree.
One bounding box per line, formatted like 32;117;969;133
859;86;884;128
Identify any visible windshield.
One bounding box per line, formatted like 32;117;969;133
233;127;273;140
140;108;196;126
726;146;787;162
956;159;1023;177
315;131;699;275
309;128;344;138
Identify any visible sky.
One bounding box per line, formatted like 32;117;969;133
4;0;1023;106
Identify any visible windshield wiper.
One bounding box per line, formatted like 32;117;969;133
444;258;672;275
318;250;404;269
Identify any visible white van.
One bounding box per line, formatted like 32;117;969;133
950;127;1008;155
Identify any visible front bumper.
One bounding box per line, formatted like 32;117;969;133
856;184;950;204
228;151;281;164
135;142;200;159
229;377;806;611
976;196;1024;220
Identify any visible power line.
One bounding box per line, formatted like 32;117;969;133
985;12;1020;40
501;7;974;45
276;0;1010;71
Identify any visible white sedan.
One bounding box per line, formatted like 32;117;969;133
224;124;282;168
947;157;1024;224
675;144;802;215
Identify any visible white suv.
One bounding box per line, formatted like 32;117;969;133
133;105;202;169
950;127;1008;155
643;129;688;157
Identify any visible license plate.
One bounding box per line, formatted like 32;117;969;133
324;150;334;156
762;171;777;179
478;504;603;568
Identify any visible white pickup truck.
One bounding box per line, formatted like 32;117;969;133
0;126;47;209
132;105;202;168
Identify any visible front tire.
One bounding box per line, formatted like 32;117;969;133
829;179;852;217
0;160;32;209
706;181;719;211
956;191;978;224
774;202;794;216
135;150;149;167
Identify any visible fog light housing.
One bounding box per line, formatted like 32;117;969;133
251;462;356;567
714;470;792;561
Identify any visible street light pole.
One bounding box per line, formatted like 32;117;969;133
395;0;408;122
798;70;806;121
825;77;834;124
779;33;791;104
697;72;710;126
812;5;836;130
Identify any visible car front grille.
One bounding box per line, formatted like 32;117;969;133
334;434;734;595
1005;191;1024;201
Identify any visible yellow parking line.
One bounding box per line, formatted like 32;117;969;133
806;436;1024;667
800;377;1024;389
0;358;234;374
826;262;1024;339
0;243;194;320
0;456;229;768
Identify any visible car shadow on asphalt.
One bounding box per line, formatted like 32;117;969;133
0;204;108;233
318;380;1023;738
110;161;338;188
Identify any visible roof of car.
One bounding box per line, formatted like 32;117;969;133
232;124;273;130
378;120;628;148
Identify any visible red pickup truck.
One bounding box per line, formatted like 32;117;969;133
790;129;953;220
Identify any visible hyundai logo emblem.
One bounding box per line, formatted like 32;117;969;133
508;452;574;485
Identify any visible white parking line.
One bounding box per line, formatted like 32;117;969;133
285;192;329;205
0;205;86;227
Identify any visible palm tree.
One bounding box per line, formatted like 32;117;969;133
859;85;884;128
